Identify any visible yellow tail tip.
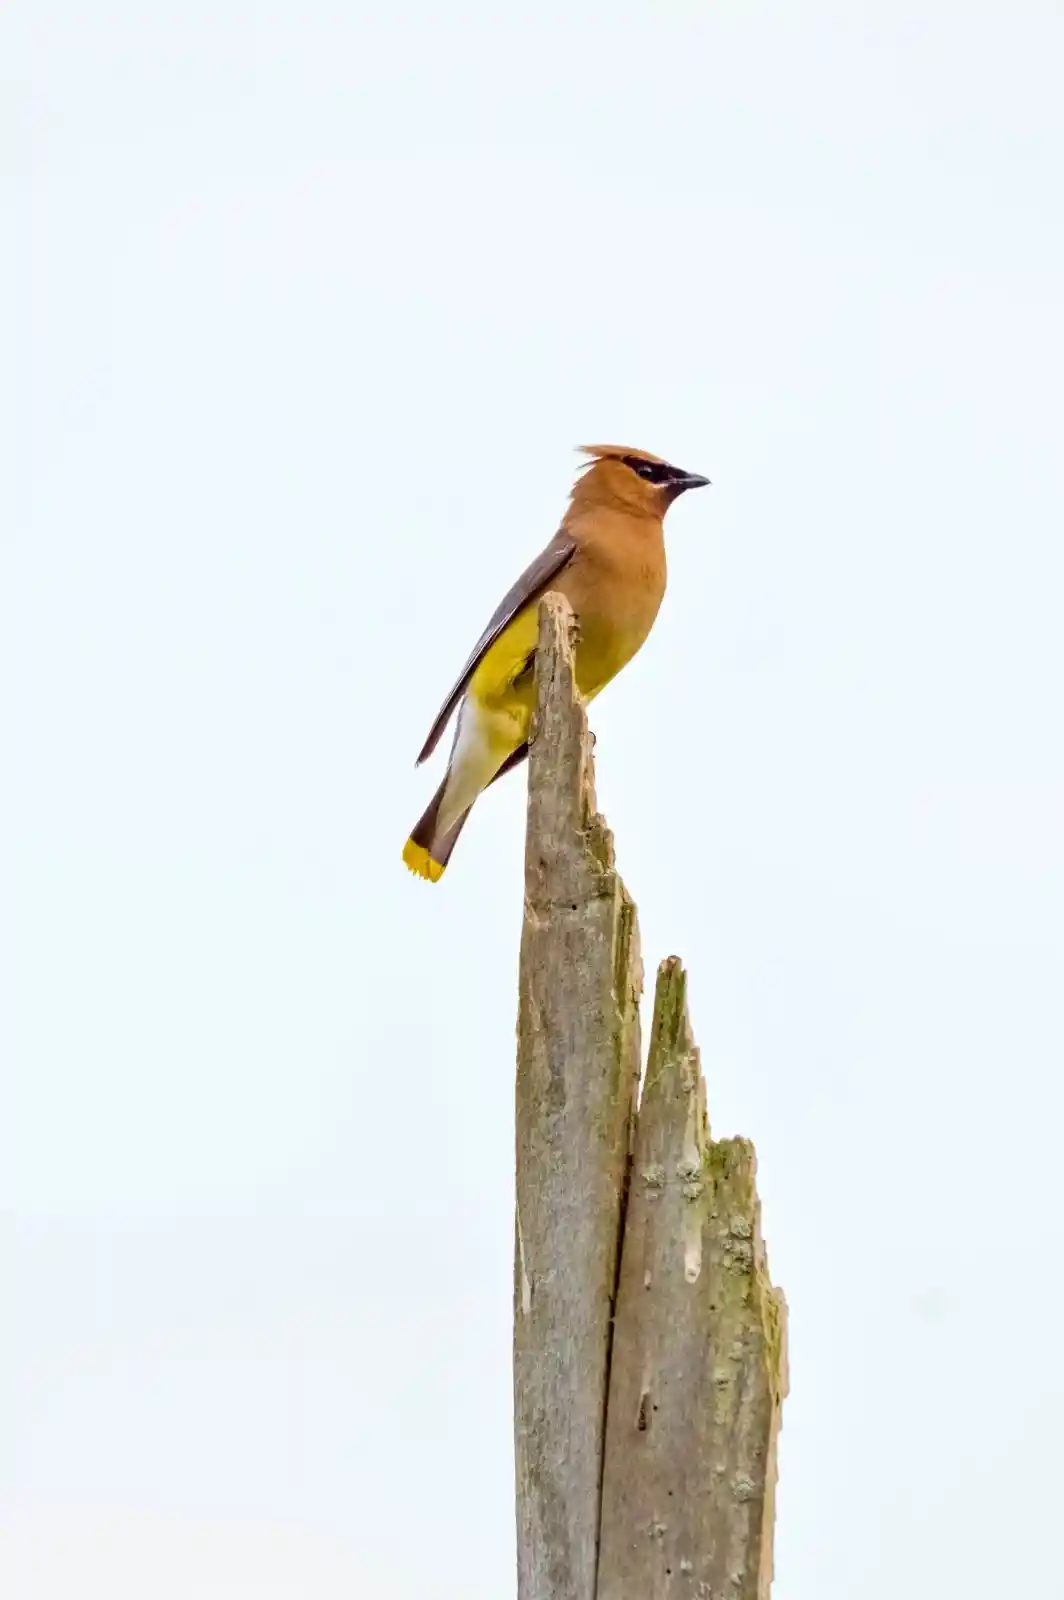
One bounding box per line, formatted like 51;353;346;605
403;838;445;883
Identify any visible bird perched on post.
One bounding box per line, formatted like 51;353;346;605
402;444;710;882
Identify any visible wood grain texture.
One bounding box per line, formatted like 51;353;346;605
596;958;788;1600
514;593;643;1600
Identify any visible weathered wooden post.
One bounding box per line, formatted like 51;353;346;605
514;595;787;1600
513;594;643;1600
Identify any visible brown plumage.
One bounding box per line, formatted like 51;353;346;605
403;444;710;882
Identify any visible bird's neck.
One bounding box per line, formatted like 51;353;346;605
565;497;665;542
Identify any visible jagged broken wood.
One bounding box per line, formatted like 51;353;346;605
596;958;787;1600
514;594;788;1600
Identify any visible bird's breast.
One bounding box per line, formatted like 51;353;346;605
572;606;659;699
567;544;666;699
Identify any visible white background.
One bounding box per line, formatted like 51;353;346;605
5;3;1064;1595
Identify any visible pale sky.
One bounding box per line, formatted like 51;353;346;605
5;3;1064;1596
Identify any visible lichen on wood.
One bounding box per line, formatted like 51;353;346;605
596;958;788;1600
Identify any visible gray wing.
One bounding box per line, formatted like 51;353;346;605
416;529;576;765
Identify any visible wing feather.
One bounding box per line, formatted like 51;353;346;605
415;530;576;764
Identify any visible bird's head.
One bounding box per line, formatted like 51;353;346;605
572;445;711;516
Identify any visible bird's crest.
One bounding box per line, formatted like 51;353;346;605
577;444;671;468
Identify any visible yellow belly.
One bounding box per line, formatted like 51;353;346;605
467;601;635;740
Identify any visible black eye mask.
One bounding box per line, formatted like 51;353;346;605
621;456;676;485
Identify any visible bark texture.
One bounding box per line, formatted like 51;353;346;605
514;593;643;1600
513;593;786;1600
597;958;788;1600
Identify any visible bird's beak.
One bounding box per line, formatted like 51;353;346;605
675;471;711;491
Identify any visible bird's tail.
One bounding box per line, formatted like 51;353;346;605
402;775;474;884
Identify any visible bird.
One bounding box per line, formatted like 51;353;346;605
402;444;710;882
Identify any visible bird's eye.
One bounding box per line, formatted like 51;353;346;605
620;454;680;485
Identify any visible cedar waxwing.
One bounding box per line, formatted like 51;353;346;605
403;444;710;882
